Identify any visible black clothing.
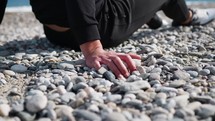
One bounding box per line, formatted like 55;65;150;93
0;0;7;24
30;0;190;50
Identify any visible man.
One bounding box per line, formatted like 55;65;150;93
1;0;215;78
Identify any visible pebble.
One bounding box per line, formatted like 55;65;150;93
103;112;128;121
196;104;215;118
0;104;11;116
57;62;75;70
73;109;101;121
3;70;16;76
169;80;186;88
10;64;28;73
120;81;151;92
149;73;161;81
199;69;210;76
26;92;48;113
173;70;190;81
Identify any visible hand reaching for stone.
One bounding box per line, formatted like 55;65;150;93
80;40;141;78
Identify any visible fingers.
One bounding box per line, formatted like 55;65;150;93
93;60;101;70
128;53;141;60
100;58;123;78
110;55;130;77
117;53;137;72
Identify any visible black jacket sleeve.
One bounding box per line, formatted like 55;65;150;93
65;0;101;45
0;0;7;24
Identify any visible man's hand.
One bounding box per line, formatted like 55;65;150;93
80;40;141;78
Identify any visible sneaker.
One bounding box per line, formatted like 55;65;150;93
172;8;215;26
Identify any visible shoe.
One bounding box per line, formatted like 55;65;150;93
172;8;215;26
147;14;163;29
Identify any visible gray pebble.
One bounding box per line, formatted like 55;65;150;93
173;70;190;81
57;62;75;70
26;93;48;113
103;112;128;121
199;69;210;76
187;71;199;78
196;104;215;118
169;80;186;88
149;73;161;81
10;64;27;73
120;81;151;92
73;109;101;121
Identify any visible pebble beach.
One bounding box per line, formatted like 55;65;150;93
0;3;215;121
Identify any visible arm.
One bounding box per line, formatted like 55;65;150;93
65;0;141;78
0;0;7;24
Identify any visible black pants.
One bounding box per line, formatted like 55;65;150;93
44;0;189;51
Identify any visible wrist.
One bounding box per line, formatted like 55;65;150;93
80;40;103;58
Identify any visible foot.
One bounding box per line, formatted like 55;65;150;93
173;8;215;26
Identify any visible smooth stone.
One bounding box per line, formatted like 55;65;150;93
183;66;201;72
150;68;162;73
124;100;143;110
103;112;128;121
103;71;116;81
172;95;189;108
150;107;169;115
10;64;28;73
199;69;210;76
205;66;215;75
57;62;75;70
72;76;86;84
137;66;146;74
76;90;88;99
139;73;150;80
3;70;16;76
187;102;202;110
36;118;52;121
61;92;76;103
97;67;107;75
126;75;142;82
26;94;48;113
190;96;213;104
156;87;178;93
173;70;190;81
149;73;161;81
164;99;176;109
88;104;100;112
120;81;151;92
57;85;67;95
55;105;75;121
169;80;186;88
47;109;57;120
0;104;11;116
11;102;24;112
38;85;47;92
175;108;195;118
17;112;35;121
73;82;88;92
187;71;198;78
106;94;122;103
66;82;74;91
196;104;215;118
0;79;7;85
73;109;101;121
